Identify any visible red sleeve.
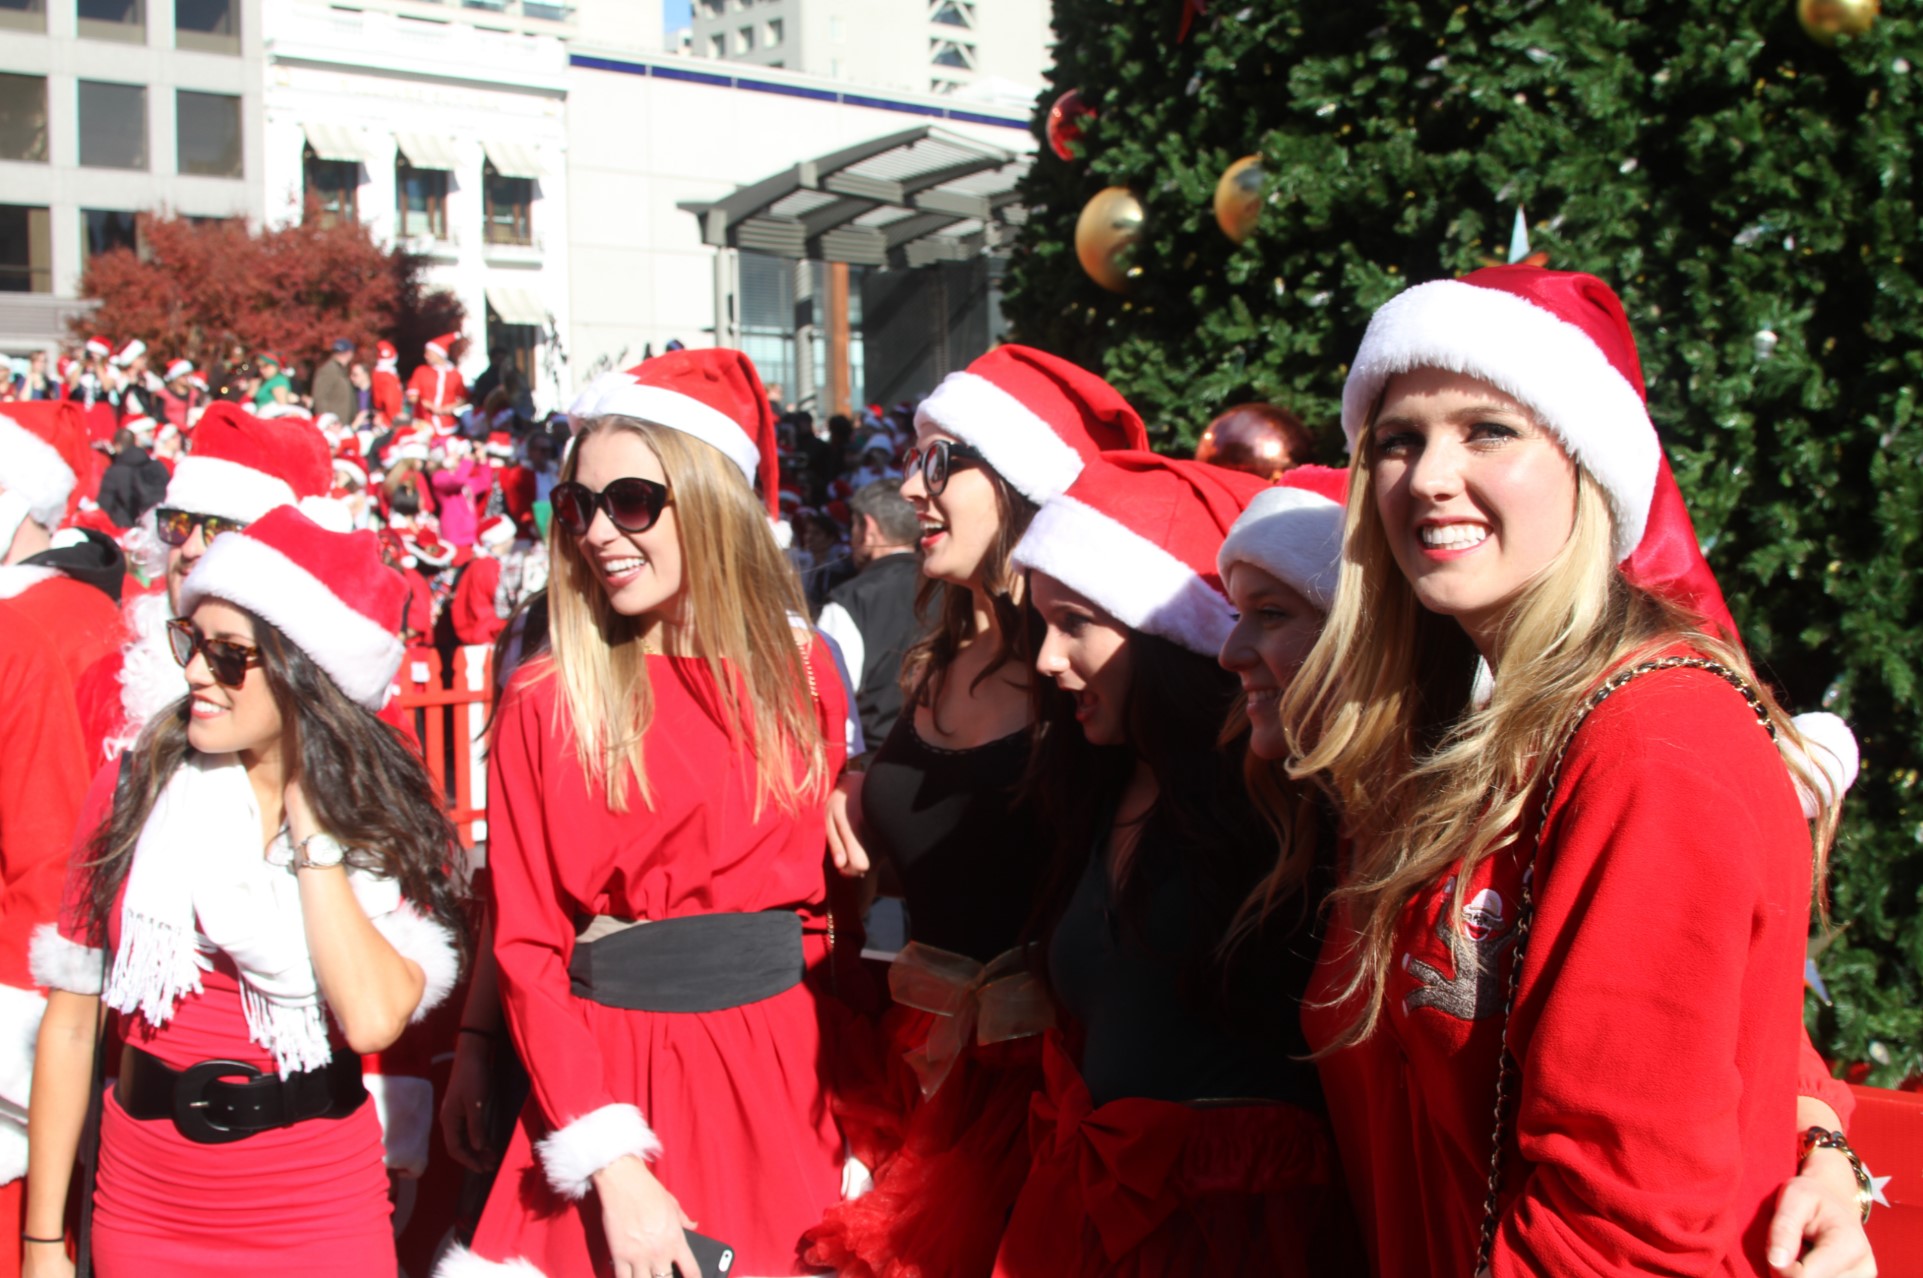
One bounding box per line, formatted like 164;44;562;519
451;559;504;646
1494;668;1815;1276
487;674;621;1132
0;620;90;990
1797;1030;1854;1128
73;649;126;769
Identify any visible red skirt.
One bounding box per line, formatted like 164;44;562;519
804;1007;1044;1278
990;1034;1361;1278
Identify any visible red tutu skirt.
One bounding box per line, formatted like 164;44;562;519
804;1006;1044;1278
990;1033;1362;1278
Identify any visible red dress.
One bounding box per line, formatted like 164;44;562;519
466;647;849;1277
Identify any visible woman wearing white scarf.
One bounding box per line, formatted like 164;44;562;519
23;507;463;1278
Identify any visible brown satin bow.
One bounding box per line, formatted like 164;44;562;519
887;941;1055;1097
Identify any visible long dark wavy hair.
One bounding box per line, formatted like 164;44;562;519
897;466;1039;732
80;606;467;962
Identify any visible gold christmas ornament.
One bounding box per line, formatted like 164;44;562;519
1075;187;1145;294
1213;155;1265;245
1798;0;1878;44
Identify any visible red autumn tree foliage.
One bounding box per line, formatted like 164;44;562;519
74;205;465;382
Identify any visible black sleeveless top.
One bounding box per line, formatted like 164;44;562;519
860;713;1048;964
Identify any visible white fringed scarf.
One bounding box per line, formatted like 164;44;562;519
102;752;404;1077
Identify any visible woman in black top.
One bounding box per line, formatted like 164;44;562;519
989;453;1358;1277
805;346;1147;1278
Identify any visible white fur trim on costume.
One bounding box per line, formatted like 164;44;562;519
1013;495;1233;657
1216;487;1346;614
583;381;760;485
370;904;460;1022
1339;278;1659;562
1790;711;1861;819
0;1119;22;1186
30;924;104;995
366;1073;435;1177
433;1244;549;1277
182;533;406;708
0;566;58;600
915;370;1086;504
163;454;299;524
0;413;78;529
536;1102;662;1200
113;591;182;758
0;982;46;1181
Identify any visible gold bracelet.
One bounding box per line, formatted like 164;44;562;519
1798;1126;1873;1224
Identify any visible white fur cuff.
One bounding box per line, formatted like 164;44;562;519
367;1073;435;1177
370;906;460;1023
536;1102;662;1200
432;1244;548;1276
30;924;104;995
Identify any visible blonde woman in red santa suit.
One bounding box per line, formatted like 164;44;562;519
23;507;463;1278
1279;266;1873;1278
440;348;852;1278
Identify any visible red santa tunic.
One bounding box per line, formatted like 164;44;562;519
463;645;849;1277
0;567;122;691
448;557;505;646
372;369;405;427
1303;661;1852;1278
406;365;467;433
0;605;89;1276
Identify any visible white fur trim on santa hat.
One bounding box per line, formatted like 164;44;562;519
369;904;459;1022
536;1102;662;1200
0;981;46;1183
0;413;78;529
181;532;406;709
1789;711;1861;820
433;1245;549;1277
0;566;58;600
1216;487;1346;614
1340;278;1659;562
30;924;104;995
165;454;299;524
112;339;146;367
916;371;1085;504
366;1072;435;1178
584;381;760;486
1013;494;1234;656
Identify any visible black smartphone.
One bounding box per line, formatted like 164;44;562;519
677;1230;736;1278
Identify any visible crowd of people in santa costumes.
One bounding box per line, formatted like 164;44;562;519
0;267;1890;1278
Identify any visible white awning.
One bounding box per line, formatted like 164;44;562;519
486;286;548;327
482;140;543;180
395;131;459;172
303;122;366;164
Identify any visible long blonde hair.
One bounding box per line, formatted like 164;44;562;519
1282;433;1838;1050
542;415;827;814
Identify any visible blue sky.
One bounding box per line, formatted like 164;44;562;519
664;0;691;27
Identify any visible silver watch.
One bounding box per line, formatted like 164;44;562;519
294;831;347;870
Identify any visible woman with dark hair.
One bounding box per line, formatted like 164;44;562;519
989;453;1356;1277
23;507;463;1278
804;346;1146;1278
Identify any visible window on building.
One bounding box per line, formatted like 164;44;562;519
708;32;725;57
0;0;46;34
397;156;448;240
78;81;147;170
482;162;532;246
0;75;48;163
0;205;51;293
523;0;568;20
930;0;972;27
304;145;359;224
930;38;974;69
77;0;145;42
735;24;753;51
485;304;540;385
930;77;961;94
700;0;722;16
82;208;140;262
176;90;242;177
739;251;796;396
174;0;237;52
764;17;780;44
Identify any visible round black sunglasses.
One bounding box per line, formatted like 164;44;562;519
551;477;672;537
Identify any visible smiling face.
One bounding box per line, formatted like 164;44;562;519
182;600;283;762
899;428;1003;588
1370;367;1579;661
570;428;684;624
1031;570;1134;747
1218;562;1325;761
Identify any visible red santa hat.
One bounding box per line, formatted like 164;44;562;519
484;431;514;460
112;338;146;368
332;452;370;488
476;514;514;550
406;528;454;569
187;372;209;392
180;506;407;709
424;332;460;359
164;358;194;381
0;401;91;528
914;345;1150;505
85;336;112;359
568;348;783;518
55;355;76;380
258;351;284;369
1012;451;1268;655
1216;465;1350;614
165;403;333;523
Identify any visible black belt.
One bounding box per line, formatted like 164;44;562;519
569;910;803;1013
116;1043;366;1145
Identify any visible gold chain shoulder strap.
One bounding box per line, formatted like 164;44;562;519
1472;657;1776;1273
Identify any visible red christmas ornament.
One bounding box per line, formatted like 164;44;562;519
1046;89;1096;162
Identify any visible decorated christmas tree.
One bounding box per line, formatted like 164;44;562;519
1003;0;1921;1082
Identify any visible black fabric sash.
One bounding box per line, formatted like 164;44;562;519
568;910;803;1013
